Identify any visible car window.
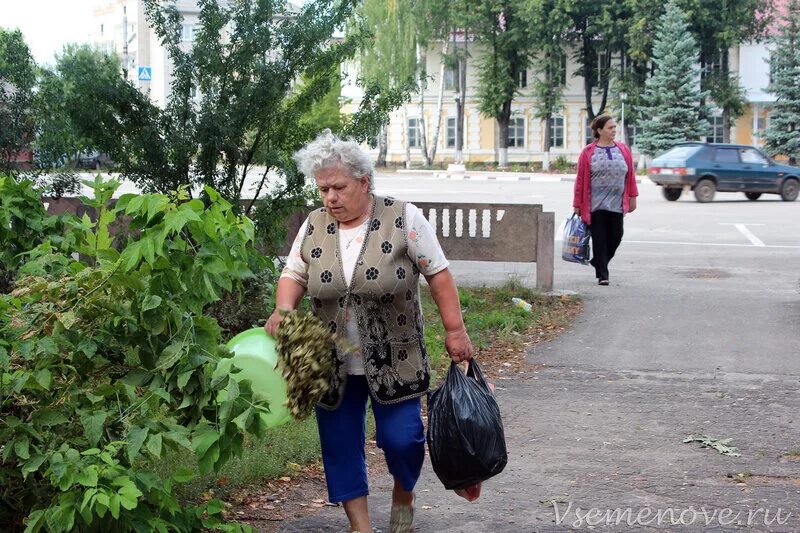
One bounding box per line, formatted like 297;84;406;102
740;148;769;165
656;146;702;160
714;148;740;164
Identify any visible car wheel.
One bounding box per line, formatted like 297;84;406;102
662;187;682;201
745;192;761;201
694;178;716;203
780;178;799;201
94;160;101;171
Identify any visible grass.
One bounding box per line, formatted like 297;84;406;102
154;417;321;500
422;279;570;380
165;280;578;500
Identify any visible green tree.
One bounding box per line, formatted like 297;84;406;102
357;0;419;166
470;0;533;168
30;45;128;195
560;1;616;124
683;0;773;142
0;29;36;174
763;0;800;161
636;0;709;158
524;0;569;166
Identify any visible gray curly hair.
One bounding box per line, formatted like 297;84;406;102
292;129;374;192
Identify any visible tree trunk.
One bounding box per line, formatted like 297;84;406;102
455;34;468;163
377;122;388;167
582;30;596;121
498;100;511;168
543;115;552;171
428;39;450;165
402;106;411;169
721;48;731;143
416;43;430;166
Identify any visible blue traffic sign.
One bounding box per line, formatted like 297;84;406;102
138;67;152;81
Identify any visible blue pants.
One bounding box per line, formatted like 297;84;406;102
315;375;425;503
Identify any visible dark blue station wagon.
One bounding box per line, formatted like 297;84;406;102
648;143;800;202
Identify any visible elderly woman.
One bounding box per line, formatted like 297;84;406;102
265;130;473;533
573;114;639;285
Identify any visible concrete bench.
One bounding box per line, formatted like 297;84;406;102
283;202;554;291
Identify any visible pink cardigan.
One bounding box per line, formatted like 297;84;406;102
572;141;639;226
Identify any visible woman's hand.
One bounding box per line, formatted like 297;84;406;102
265;309;287;337
573;206;581;216
445;327;474;363
628;197;637;213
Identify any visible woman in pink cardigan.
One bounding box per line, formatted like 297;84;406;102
572;115;639;285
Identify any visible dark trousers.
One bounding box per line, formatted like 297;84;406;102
589;210;624;281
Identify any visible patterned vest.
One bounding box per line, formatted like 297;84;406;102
300;196;430;408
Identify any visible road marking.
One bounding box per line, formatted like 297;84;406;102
624;239;800;249
733;223;766;246
719;222;766;247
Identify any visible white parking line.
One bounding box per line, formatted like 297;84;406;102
624;239;800;249
719;223;766;247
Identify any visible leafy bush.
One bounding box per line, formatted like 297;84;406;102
550;155;573;173
0;177;270;532
0;176;68;294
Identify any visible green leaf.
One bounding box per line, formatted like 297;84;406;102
32;409;68;426
109;492;121;519
23;508;45;533
121;369;151;387
58;311;77;330
126;426;149;464
120;241;142;271
80;488;98;512
118;483;143;510
197;442;220;474
75;466;98;487
177;369;193;389
156;342;184;369
172;466;195;483
142;294;162;312
146;433;163;458
21;454;46;479
79;410;108;447
14;435;30;460
226;377;240;403
141;236;155;265
191;424;220;457
233;407;254;431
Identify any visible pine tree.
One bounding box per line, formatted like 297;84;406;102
763;0;800;162
636;0;708;158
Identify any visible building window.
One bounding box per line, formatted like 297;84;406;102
181;24;196;42
755;116;767;132
444;66;459;92
549;116;564;149
100;24;104;36
585;118;595;145
706;115;724;143
407;118;421;148
627;125;639;148
558;54;567;86
517;69;527;89
446;117;456;148
508;117;525;148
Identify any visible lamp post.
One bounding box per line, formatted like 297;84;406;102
619;91;627;145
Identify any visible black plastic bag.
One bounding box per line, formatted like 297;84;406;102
426;359;507;490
